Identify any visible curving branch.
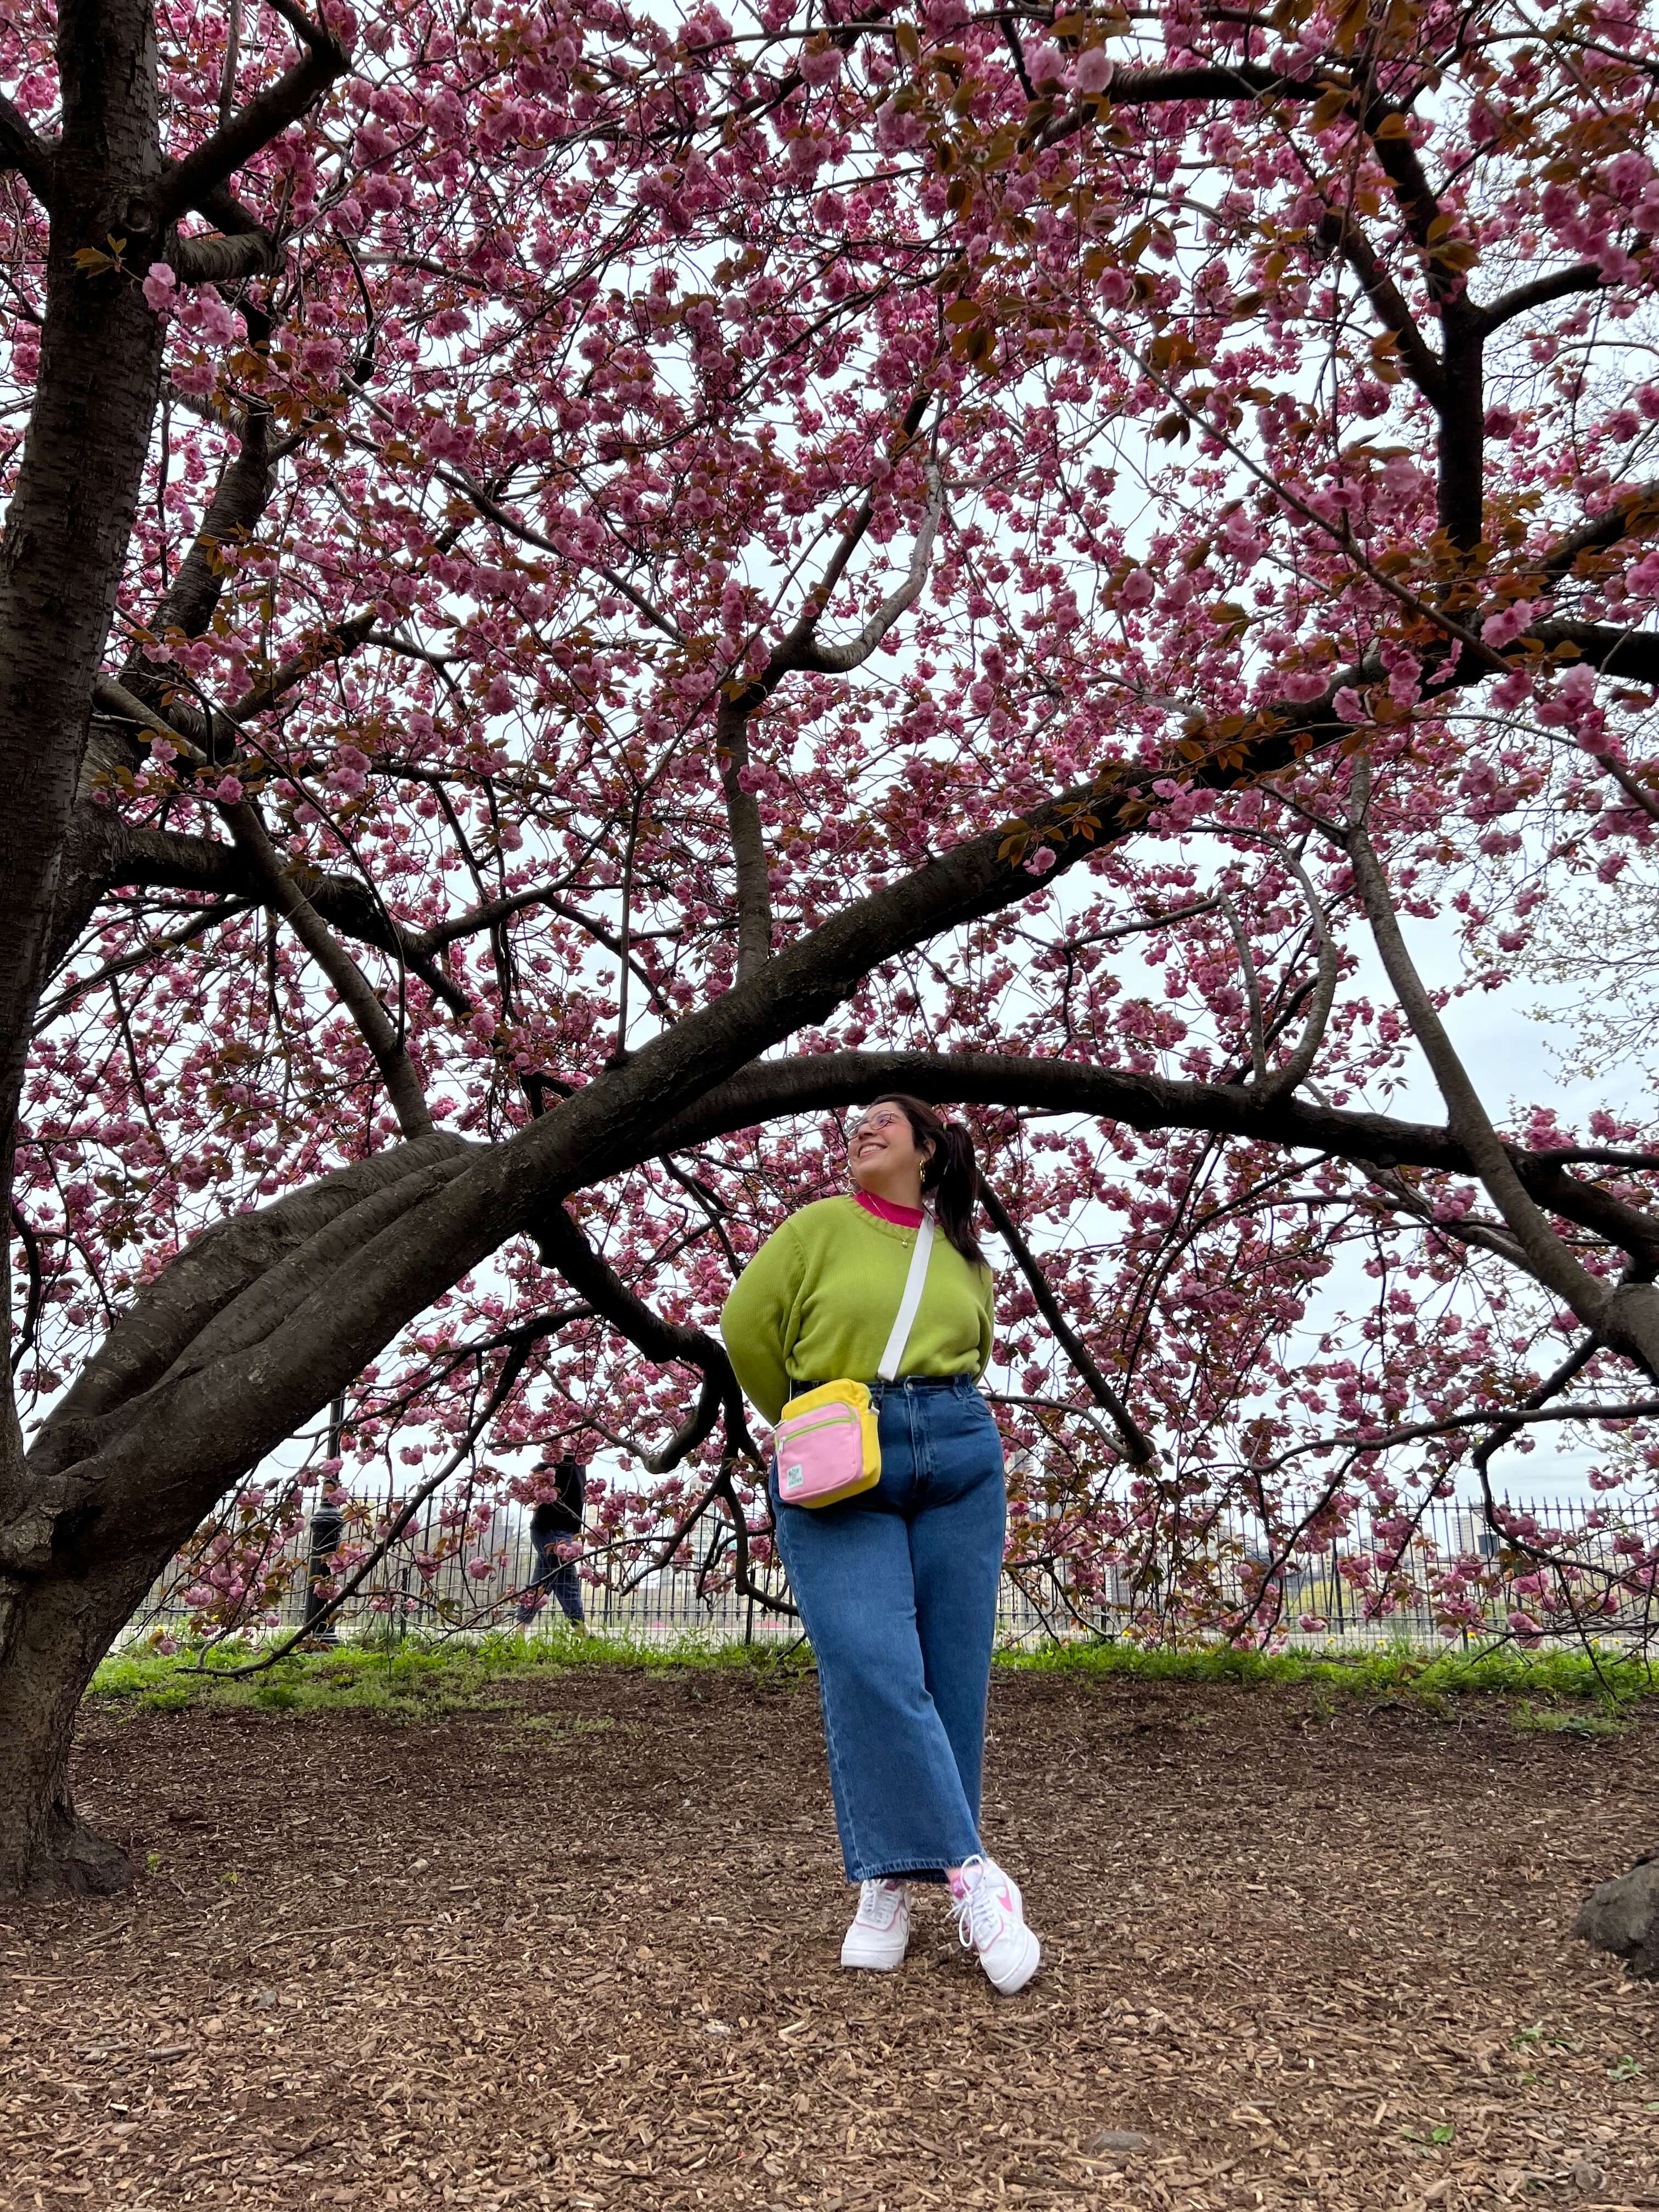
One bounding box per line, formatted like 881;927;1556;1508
1243;842;1341;1104
714;693;774;984
977;1180;1155;1466
410;882;578;955
156;2;348;231
170;230;282;286
0;94;52;204
791;461;943;677
1474;259;1612;335
1315;206;1445;407
716;395;938;980
9;1202;43;1376
1215;890;1269;1085
648;1051;1659;1274
1540;483;1659;582
1338;760;1659;1377
137;402;272;651
91;679;433;1138
528;1203;758;1474
218;793;435;1138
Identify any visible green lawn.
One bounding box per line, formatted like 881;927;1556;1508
87;1626;1659;1725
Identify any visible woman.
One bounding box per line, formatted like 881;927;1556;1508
719;1095;1041;1995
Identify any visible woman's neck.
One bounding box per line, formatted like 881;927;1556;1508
851;1163;926;1210
854;1188;924;1227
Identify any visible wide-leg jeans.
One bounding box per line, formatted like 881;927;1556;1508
770;1374;1007;1884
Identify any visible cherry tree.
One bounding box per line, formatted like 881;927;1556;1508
5;0;1659;1894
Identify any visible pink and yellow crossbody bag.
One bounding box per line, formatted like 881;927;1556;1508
773;1210;935;1509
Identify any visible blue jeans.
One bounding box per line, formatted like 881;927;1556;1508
518;1541;585;1625
770;1375;1006;1885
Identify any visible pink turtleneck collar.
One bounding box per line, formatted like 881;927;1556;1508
854;1188;925;1228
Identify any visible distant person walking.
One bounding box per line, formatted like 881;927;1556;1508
302;1490;346;1643
719;1095;1040;1995
518;1454;588;1629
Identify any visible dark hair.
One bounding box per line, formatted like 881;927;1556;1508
865;1093;985;1266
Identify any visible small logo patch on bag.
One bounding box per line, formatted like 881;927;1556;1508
783;1463;804;1493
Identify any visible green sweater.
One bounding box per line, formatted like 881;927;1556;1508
719;1197;995;1425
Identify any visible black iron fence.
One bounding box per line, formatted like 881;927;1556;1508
124;1485;1659;1651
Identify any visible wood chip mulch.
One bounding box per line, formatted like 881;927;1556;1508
2;1664;1657;2211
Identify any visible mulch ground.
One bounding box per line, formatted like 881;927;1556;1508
2;1664;1657;2212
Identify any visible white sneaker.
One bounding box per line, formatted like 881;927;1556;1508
949;1856;1041;1994
840;1880;910;1970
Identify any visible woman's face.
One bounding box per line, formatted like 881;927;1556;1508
848;1103;933;1194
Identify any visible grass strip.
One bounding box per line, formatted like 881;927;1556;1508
87;1627;1658;1723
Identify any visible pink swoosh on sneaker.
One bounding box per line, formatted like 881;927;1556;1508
996;1888;1014;1914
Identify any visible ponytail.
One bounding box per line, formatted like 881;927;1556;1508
868;1093;985;1266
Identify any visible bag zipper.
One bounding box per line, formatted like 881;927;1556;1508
780;1412;862;1439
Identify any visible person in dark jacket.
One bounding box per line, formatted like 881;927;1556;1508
517;1454;588;1627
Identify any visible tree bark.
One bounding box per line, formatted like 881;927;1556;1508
0;0;170;1893
0;0;167;1170
0;1553;154;1895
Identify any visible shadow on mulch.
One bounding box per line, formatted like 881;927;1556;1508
2;1666;1657;2210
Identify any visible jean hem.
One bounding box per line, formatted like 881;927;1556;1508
847;1854;978;1887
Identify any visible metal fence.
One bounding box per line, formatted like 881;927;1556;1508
125;1485;1659;1652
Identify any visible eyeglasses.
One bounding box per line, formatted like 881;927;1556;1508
849;1109;907;1140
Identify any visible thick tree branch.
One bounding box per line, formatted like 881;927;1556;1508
0;94;53;204
714;696;774;984
89;680;433;1136
218;794;435;1138
1338;765;1654;1369
1539;484;1659;581
38;691;1659;1588
169;230;281;286
648;1052;1659;1272
1530;617;1659;683
156;4;348;229
1041;61;1325;147
137;404;272;649
1216;890;1269;1084
38;1137;470;1453
1473;259;1611;334
528;1204;757;1473
1316;207;1444;406
793;465;943;678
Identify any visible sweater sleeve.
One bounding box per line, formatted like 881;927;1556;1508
719;1220;804;1426
975;1263;995;1379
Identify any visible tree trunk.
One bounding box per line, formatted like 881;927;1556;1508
0;0;170;1898
0;0;166;1164
0;1555;153;1894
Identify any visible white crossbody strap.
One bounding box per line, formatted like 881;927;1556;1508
876;1207;936;1380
